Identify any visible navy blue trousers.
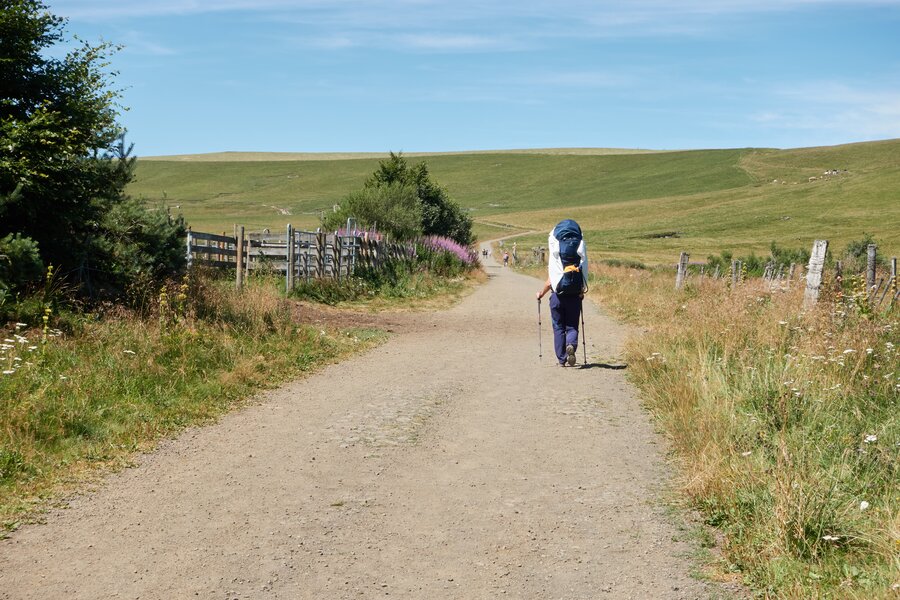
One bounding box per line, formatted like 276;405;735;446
548;292;581;364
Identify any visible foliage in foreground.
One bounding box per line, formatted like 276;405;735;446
593;266;898;598
0;272;382;526
0;1;185;299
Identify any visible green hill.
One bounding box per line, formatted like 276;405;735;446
129;140;900;264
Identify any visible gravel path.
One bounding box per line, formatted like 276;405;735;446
0;250;730;599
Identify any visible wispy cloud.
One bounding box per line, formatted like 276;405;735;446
119;30;177;56
58;1;900;35
396;33;511;51
751;81;900;139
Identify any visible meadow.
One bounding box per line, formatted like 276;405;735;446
131;139;900;264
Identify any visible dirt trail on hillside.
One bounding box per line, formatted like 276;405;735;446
0;251;732;599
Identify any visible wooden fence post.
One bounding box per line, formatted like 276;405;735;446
235;225;245;290
803;240;829;308
866;244;877;291
285;224;294;293
675;252;689;289
316;231;325;279
730;260;738;287
185;227;193;269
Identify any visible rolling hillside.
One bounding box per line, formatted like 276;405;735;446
129;139;900;264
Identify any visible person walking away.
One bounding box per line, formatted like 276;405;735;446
535;219;588;367
503;252;510;267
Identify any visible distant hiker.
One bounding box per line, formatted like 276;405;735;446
503;252;510;266
536;219;588;367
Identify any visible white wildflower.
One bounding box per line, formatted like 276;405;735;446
822;535;839;541
778;321;788;325
843;349;855;354
741;451;752;456
15;322;27;329
866;348;874;354
2;370;14;375
863;434;877;444
859;500;870;511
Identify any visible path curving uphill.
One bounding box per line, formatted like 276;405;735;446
0;252;729;599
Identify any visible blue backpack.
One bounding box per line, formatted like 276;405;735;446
553;219;583;296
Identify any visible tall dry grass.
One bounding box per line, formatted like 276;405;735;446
592;266;898;598
0;272;382;529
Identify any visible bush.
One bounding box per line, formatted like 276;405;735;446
0;233;43;294
839;233;888;275
334;152;474;245
95;195;187;303
323;183;422;241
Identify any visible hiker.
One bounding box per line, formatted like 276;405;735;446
535;219;588;367
503;252;510;266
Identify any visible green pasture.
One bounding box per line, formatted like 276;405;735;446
130;139;900;264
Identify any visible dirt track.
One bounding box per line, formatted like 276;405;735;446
0;251;731;599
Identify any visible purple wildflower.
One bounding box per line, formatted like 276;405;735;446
420;235;478;266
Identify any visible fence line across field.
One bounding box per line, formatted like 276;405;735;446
671;239;898;311
185;224;415;291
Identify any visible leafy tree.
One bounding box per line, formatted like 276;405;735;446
323;183;422;241
0;0;185;298
362;152;474;245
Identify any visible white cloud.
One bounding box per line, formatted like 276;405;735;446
514;70;636;88
396;33;513;51
56;0;900;26
120;30;177;56
751;81;900;139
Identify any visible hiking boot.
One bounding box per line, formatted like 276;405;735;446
565;344;576;366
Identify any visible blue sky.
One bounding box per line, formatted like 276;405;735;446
50;0;900;156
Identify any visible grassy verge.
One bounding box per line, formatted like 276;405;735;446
290;250;485;311
590;266;898;598
0;273;386;530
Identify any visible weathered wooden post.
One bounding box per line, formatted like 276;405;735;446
316;231;325;279
185;227;193;269
730;260;738;287
866;244;877;291
285;224;294;293
803;240;829;308
235;225;245;290
675;252;689;289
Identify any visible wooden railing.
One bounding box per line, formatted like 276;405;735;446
186;226;414;290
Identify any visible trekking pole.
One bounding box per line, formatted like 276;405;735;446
580;306;587;365
537;298;542;360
